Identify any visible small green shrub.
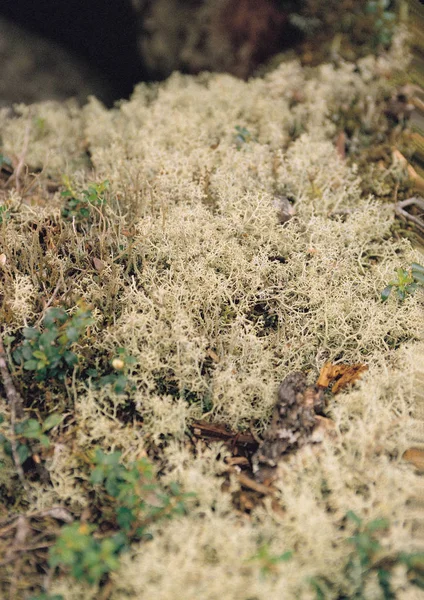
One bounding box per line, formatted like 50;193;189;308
48;450;194;586
0;412;61;465
90;449;193;536
49;522;126;585
309;511;424;599
12;306;93;381
381;262;424;301
61;177;109;221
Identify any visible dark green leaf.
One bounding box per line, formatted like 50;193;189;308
22;419;42;438
105;477;121;497
412;271;424;285
22;345;35;360
23;327;39;340
396;288;406;301
42;413;62;431
366;517;390;532
23;359;39;371
411;262;424;274
65;326;79;343
43;308;67;327
0;154;12;167
405;283;418;294
39;434;50;448
117;506;136;532
346;510;362;527
113;375;128;394
63;351;78;367
380;285;393;301
17;443;30;464
90;467;106;485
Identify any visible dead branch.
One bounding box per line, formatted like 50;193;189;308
0;334;24;418
395;196;424;237
0;332;29;493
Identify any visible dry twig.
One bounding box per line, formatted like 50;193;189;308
0;334;24;419
0;332;29;494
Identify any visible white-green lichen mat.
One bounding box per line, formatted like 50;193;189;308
0;32;423;599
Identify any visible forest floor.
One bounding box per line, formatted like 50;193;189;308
0;25;423;600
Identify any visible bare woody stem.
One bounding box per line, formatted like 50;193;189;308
0;332;29;493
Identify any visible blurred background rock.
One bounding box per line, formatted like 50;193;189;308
0;0;410;107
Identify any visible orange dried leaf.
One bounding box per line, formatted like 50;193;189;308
403;448;424;472
206;348;220;363
317;362;368;393
317;362;344;387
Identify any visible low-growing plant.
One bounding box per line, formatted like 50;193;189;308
48;450;194;586
0;153;12;169
309;511;424;599
234;125;254;149
61;176;109;221
90;449;193;535
249;543;292;577
381;262;424;301
0;204;10;224
49;522;127;585
12;306;93;381
88;347;137;394
0;412;61;465
365;0;397;48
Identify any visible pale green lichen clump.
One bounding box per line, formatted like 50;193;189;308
0;31;422;599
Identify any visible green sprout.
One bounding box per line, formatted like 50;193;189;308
381;263;424;302
61;177;109;221
0;204;10;224
234;125;255;149
249;543;292;577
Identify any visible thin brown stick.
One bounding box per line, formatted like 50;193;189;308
395;197;424;236
35;277;63;327
0;332;29;494
0;334;24;418
9;555;22;600
236;472;276;496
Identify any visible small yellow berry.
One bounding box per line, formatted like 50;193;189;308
112;358;125;370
